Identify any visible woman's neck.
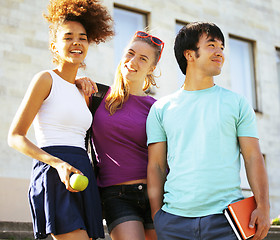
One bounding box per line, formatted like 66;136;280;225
126;79;146;96
129;84;146;96
54;63;79;84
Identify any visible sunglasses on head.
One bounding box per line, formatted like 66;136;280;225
134;31;165;62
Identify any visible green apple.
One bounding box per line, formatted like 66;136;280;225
70;174;89;191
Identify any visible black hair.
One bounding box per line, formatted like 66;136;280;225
174;22;225;75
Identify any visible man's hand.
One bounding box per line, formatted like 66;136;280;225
250;206;271;240
75;76;98;96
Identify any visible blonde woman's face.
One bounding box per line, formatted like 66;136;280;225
121;41;156;83
51;21;89;66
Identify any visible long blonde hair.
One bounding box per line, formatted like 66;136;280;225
105;36;162;115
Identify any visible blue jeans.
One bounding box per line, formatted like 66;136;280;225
154;209;238;240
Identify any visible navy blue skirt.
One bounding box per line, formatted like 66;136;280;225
28;146;104;239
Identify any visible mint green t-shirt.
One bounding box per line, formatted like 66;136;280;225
146;85;258;217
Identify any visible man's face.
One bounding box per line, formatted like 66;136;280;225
193;33;225;76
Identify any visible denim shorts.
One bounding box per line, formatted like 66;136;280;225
99;184;154;233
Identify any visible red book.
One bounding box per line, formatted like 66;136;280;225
224;196;257;240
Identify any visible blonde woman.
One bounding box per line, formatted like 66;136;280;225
89;31;164;240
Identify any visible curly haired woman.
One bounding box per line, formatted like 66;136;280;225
8;0;113;239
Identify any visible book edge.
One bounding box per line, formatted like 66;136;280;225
224;209;242;240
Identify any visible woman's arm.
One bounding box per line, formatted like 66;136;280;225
75;76;98;97
75;76;98;106
8;71;82;192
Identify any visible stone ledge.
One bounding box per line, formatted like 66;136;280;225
0;221;109;240
268;225;280;235
0;221;279;240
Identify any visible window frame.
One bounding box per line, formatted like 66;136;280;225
228;35;259;111
276;47;280;104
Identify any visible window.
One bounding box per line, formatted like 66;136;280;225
229;37;257;109
276;48;280;103
113;7;147;69
175;22;187;88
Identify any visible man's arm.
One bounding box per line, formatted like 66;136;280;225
239;137;270;240
147;141;168;219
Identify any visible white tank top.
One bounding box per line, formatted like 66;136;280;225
33;70;92;149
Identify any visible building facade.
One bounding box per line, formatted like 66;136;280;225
1;0;279;222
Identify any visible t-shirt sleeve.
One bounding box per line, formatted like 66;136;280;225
237;96;259;138
146;104;167;145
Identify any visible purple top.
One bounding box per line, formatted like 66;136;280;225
92;90;156;187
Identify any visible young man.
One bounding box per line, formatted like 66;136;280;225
146;22;270;240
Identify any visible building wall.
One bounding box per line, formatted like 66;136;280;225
1;0;279;221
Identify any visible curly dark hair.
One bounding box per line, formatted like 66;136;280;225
44;0;114;45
